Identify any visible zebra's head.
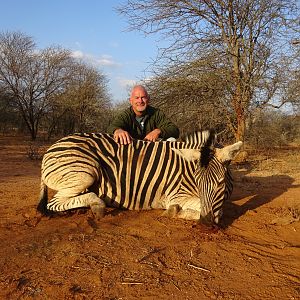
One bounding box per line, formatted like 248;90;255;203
174;130;242;224
195;134;243;225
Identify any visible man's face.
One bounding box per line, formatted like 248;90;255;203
130;87;149;116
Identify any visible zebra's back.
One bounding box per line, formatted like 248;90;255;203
41;133;198;212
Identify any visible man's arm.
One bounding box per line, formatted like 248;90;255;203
113;128;132;144
143;128;162;142
152;109;180;140
107;111;126;135
107;110;133;144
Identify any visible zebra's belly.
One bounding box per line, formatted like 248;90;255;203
100;184;200;216
100;190;167;210
99;176;171;210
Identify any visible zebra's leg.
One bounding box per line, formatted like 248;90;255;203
37;180;49;215
89;196;106;220
163;205;201;220
47;190;106;220
164;197;201;220
176;208;201;220
162;204;181;217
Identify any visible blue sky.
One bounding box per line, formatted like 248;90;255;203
0;0;163;104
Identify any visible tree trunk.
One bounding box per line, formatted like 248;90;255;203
235;113;245;142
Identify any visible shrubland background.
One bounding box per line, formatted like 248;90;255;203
0;1;299;150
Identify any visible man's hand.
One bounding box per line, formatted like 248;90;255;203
113;129;132;145
144;129;161;142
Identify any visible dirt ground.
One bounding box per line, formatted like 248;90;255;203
0;135;299;300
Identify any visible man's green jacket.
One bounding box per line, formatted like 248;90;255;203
107;106;179;140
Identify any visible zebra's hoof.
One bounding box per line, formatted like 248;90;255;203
90;204;105;220
162;204;181;218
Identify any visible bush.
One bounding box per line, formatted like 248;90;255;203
246;109;300;149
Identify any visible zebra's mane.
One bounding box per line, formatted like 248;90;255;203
182;129;216;148
181;130;216;167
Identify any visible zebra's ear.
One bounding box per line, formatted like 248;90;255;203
172;148;200;161
215;141;243;163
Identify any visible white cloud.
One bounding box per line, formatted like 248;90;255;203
117;77;138;88
96;54;121;67
71;50;121;68
71;50;84;59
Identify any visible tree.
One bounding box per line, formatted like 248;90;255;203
246;109;300;149
118;0;300;141
144;59;232;139
282;42;300;113
47;62;111;136
0;86;20;133
0;31;73;140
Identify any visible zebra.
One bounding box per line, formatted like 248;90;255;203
37;129;242;224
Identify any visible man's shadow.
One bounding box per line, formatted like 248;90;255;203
221;165;299;228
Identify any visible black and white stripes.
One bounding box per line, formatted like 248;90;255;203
38;130;242;224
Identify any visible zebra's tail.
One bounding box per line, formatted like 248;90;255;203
37;179;49;215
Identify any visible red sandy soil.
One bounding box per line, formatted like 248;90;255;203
0;135;299;300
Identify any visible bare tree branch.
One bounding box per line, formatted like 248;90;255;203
117;0;300;141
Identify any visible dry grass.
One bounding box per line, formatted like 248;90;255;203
233;145;300;175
